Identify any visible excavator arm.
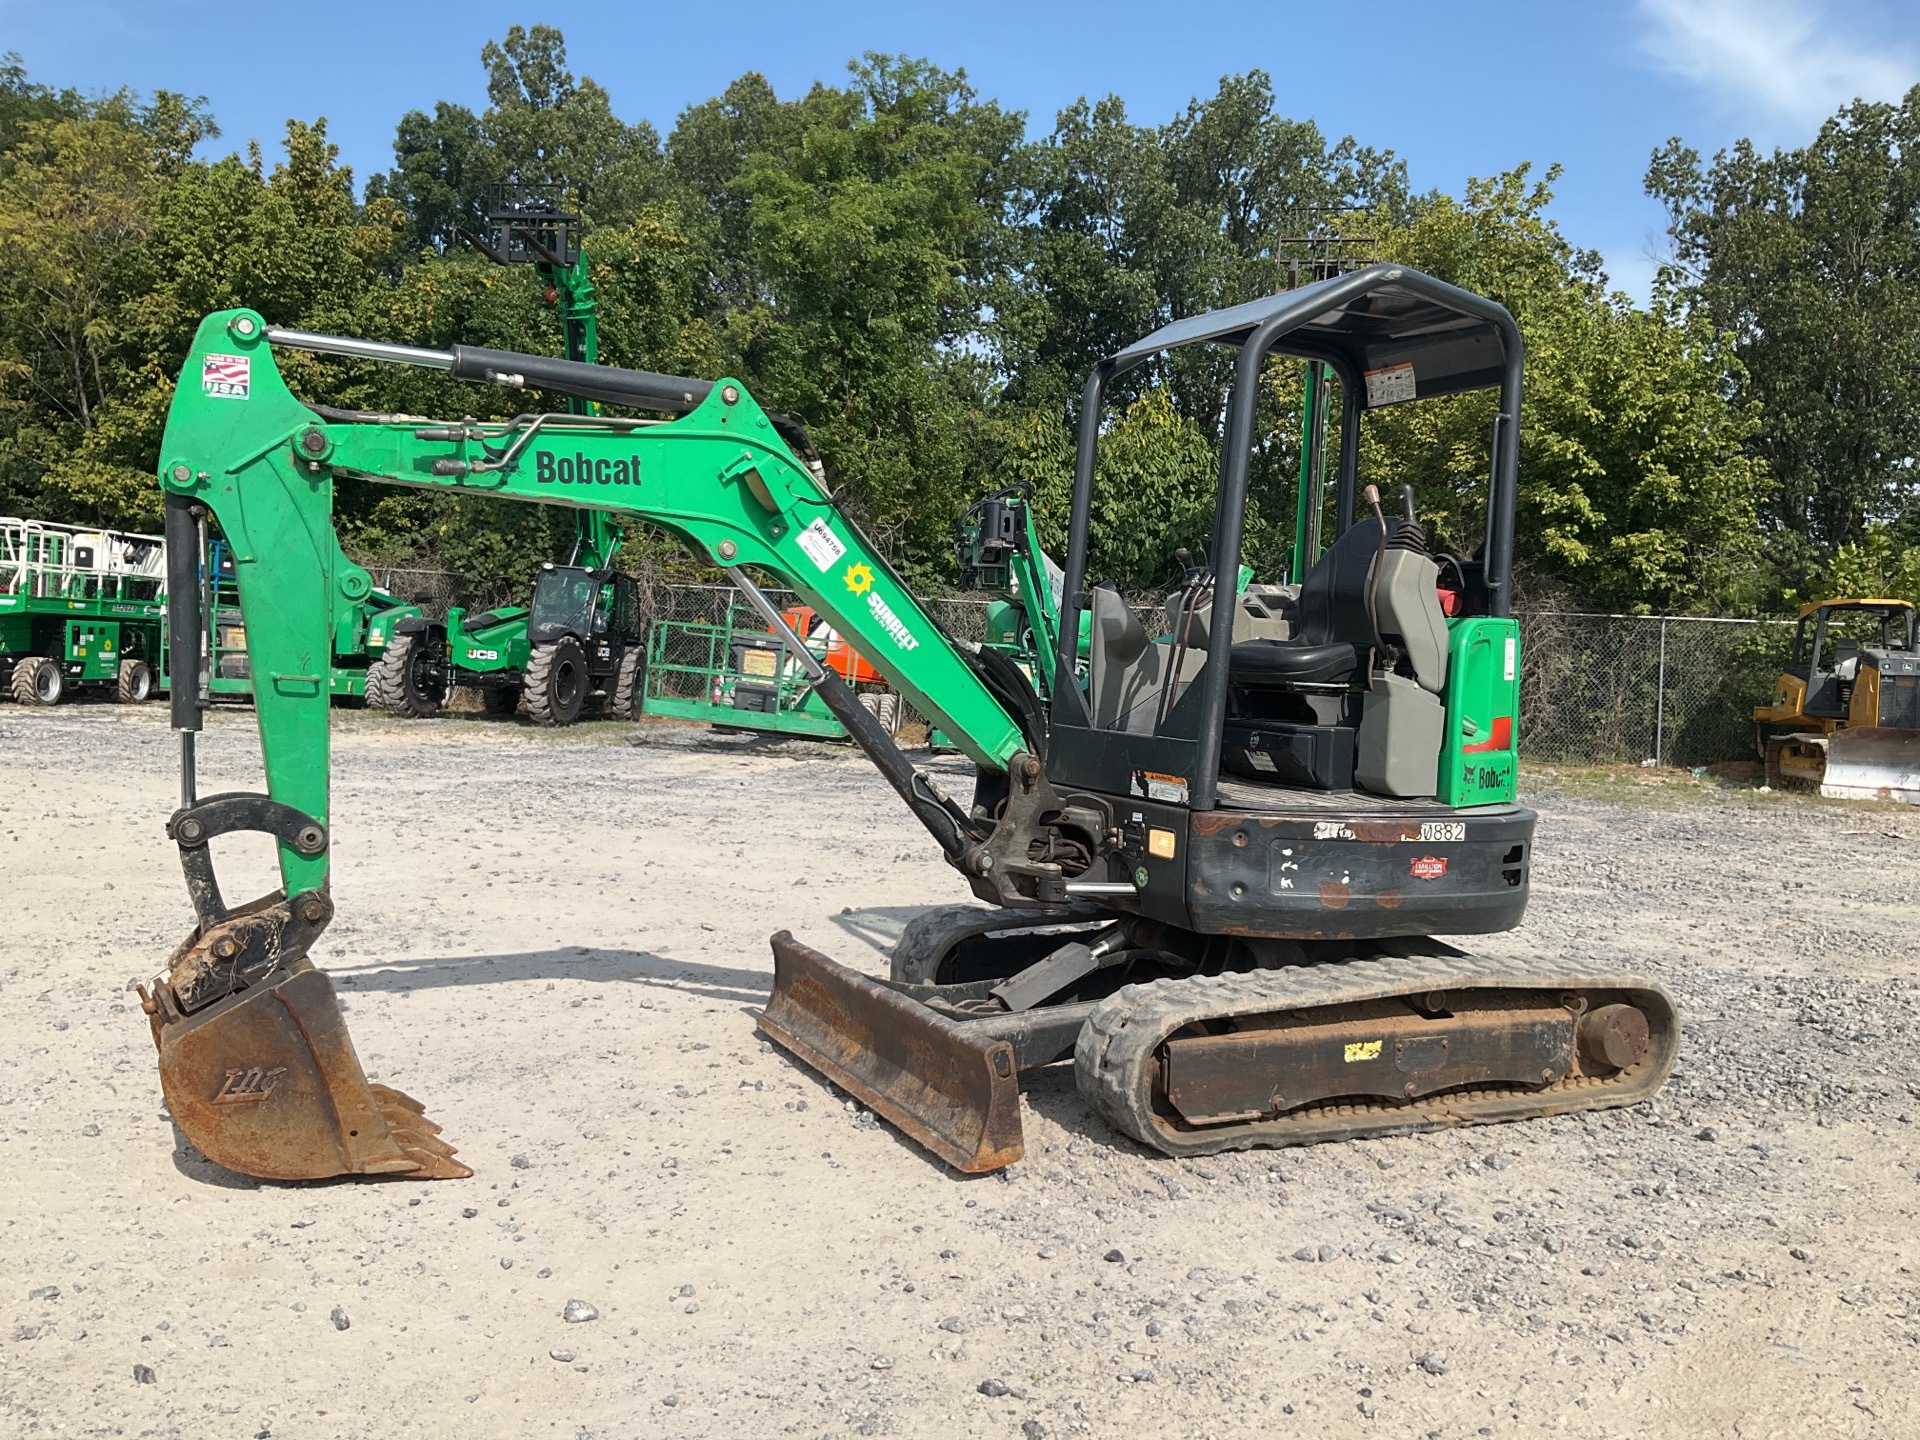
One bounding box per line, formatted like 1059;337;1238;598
142;309;1063;1180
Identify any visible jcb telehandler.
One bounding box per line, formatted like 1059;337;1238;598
362;187;648;725
1754;598;1920;803
364;520;645;724
137;266;1677;1182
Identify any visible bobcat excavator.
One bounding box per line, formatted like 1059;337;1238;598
138;266;1677;1181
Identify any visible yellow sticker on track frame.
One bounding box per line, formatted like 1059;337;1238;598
1344;1039;1383;1063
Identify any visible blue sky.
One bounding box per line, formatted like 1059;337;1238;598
4;0;1916;302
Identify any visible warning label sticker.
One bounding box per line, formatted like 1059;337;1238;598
796;518;847;572
1132;771;1189;805
1363;362;1416;407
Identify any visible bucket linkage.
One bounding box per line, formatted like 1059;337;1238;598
137;792;468;1181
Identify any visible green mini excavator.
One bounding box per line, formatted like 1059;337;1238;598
138;266;1677;1182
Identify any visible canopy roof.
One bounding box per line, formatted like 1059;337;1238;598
1113;264;1518;404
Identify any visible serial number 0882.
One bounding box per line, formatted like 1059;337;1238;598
1417;821;1467;843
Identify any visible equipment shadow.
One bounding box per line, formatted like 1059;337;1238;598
324;948;773;1006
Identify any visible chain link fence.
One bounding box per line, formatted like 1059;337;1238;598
1518;612;1791;767
355;559;1797;767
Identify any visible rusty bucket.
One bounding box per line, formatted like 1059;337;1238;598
145;957;469;1182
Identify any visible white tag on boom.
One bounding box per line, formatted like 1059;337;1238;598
797;518;848;571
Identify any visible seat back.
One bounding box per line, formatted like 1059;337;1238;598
1296;517;1385;649
1089;585;1204;734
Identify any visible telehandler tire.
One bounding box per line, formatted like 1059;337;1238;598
116;659;154;703
481;685;523;717
525;637;588;727
610;646;645;720
11;656;62;706
366;632;445;718
858;690;900;736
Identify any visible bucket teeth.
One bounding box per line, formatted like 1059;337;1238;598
375;1088;470;1176
371;1083;429;1116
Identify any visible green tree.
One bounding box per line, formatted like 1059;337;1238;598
0;84;216;522
994;73;1408;426
371;25;663;253
1648;88;1920;586
670;55;1025;582
1359;165;1771;613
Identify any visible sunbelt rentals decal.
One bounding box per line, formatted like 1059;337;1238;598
843;563;918;652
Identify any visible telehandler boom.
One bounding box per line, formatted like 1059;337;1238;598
140;266;1676;1181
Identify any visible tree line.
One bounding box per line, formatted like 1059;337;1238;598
2;28;1916;613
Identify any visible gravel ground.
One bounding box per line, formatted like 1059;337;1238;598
2;703;1917;1439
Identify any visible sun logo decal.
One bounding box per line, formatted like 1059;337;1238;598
843;562;874;596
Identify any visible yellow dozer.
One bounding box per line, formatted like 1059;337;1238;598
1754;598;1920;802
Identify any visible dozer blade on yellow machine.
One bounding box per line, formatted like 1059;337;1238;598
142;955;470;1182
761;931;1025;1172
1820;727;1920;804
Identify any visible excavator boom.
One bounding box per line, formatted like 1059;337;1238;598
144;311;1038;1180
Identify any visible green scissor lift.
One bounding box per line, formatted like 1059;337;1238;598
0;515;169;705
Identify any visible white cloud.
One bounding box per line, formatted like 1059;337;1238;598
1638;0;1916;127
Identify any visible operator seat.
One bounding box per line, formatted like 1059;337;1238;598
1221;503;1454;798
1227;515;1384;688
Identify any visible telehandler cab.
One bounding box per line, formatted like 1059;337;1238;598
139;265;1676;1182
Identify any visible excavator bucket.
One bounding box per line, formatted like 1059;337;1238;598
144;958;471;1182
1820;727;1920;804
760;931;1025;1173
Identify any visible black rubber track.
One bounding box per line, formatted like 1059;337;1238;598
1075;953;1678;1157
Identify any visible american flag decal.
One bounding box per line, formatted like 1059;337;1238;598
202;352;251;399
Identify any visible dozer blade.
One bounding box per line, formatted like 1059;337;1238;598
761;931;1025;1173
1820;727;1920;804
148;959;471;1182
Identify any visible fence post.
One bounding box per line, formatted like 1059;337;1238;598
1653;617;1668;767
